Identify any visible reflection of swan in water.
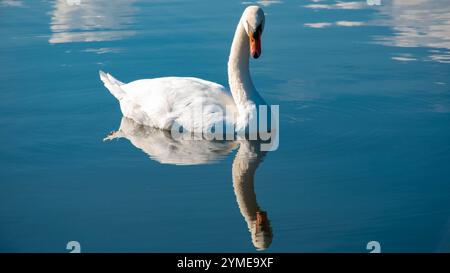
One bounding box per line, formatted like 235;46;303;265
104;117;238;165
232;141;272;250
104;118;273;249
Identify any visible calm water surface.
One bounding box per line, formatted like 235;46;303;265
1;0;450;252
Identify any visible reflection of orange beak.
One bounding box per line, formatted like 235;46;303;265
249;32;262;59
255;211;269;233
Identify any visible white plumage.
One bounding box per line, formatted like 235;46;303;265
100;72;237;131
100;6;267;134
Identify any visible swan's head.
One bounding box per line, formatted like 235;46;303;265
241;6;265;59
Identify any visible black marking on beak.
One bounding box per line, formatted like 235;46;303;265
255;24;262;38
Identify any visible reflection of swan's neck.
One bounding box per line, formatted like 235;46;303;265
232;141;271;250
228;20;255;108
232;143;259;223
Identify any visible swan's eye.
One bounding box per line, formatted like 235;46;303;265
253;25;262;40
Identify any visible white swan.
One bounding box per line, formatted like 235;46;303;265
99;6;267;134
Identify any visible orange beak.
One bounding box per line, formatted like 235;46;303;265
249;31;262;59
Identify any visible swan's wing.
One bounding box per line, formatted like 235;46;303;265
118;77;237;130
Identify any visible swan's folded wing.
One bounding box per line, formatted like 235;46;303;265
118;77;237;130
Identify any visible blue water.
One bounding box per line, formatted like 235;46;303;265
1;0;450;253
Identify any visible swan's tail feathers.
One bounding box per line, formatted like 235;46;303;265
99;70;126;100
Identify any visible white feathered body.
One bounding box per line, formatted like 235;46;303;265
100;71;239;132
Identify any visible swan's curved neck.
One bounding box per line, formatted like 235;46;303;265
228;20;256;107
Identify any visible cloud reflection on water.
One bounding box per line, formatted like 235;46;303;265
303;1;365;10
49;0;137;44
242;0;283;7
303;0;450;64
373;0;450;63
